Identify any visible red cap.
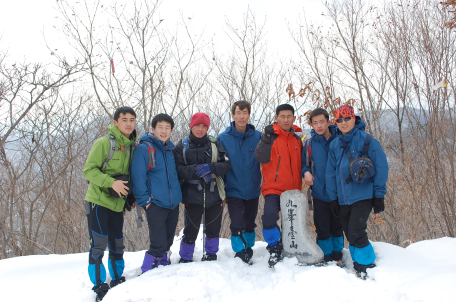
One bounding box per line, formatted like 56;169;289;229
335;105;355;119
190;112;210;129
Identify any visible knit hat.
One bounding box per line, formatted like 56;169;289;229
334;105;355;119
190;112;210;129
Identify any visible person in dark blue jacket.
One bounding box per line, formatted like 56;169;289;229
326;105;388;277
302;108;344;264
130;113;182;273
217;101;262;264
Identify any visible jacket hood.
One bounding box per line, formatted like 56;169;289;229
310;124;338;141
139;132;175;150
337;116;365;142
272;123;302;136
108;124;136;145
225;121;256;138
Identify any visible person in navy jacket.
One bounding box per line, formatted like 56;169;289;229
130;113;182;273
326;105;388;276
302;108;344;264
217;101;262;264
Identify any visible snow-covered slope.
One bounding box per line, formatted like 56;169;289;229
1;231;455;302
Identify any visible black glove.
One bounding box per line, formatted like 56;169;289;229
124;193;136;212
331;200;340;217
264;125;274;138
373;197;385;214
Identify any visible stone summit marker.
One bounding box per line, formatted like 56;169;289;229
280;189;324;265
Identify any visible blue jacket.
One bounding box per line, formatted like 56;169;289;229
130;133;182;209
325;117;389;205
217;122;262;200
302;124;338;202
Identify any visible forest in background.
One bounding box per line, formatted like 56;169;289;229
1;0;455;259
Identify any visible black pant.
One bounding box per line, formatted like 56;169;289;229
87;202;124;286
182;202;224;244
262;194;281;229
227;196;259;235
145;203;179;257
313;198;343;241
339;199;373;248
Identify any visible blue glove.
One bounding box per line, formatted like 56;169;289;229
195;164;212;183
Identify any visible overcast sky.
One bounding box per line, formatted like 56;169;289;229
0;0;326;63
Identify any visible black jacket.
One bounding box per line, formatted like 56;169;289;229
174;133;231;208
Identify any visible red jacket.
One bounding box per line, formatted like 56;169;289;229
255;123;303;196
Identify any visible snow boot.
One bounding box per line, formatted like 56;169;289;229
201;254;218;261
354;262;376;280
330;251;344;267
266;242;283;268
235;247;253;265
93;283;110;302
109;276;125;288
179;258;193;263
140;252;161;273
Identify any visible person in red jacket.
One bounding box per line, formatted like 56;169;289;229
255;104;303;267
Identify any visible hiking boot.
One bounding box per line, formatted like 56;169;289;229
353;262;376;280
93;283;110;302
109;276;125;288
179;258;193;264
266;243;283;268
235;248;253;265
201;254;217;261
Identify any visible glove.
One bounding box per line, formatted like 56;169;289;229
331;200;340;217
264;125;274;138
373;197;385;214
123;192;136;212
195;164;212;183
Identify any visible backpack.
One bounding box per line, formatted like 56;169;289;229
182;135;226;200
341;133;376;184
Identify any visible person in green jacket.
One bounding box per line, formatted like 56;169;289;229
83;107;137;302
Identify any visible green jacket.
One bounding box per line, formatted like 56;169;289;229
83;124;136;212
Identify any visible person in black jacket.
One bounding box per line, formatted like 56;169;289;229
174;112;231;262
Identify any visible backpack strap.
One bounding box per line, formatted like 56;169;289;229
142;141;156;170
101;135;117;173
361;133;372;157
340;139;355;163
182;137;189;165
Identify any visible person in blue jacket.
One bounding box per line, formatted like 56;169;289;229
302;108;344;264
130;113;182;273
217;100;262;264
326;105;388;277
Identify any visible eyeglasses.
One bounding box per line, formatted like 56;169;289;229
335;116;352;123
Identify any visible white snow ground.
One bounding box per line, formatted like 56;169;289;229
1;231;455;302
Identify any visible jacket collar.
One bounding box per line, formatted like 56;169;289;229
139;132;174;150
108;124;136;146
272;122;302;137
226;121;255;138
337;116;366;143
311;124;337;144
189;132;209;146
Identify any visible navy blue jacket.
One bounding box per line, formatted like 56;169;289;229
130;133;182;209
301;124;338;202
326;117;389;205
217;122;262;200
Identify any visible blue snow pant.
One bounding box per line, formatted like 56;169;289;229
339;198;376;265
313;198;344;258
227;196;259;252
86;202;125;287
261;194;282;247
